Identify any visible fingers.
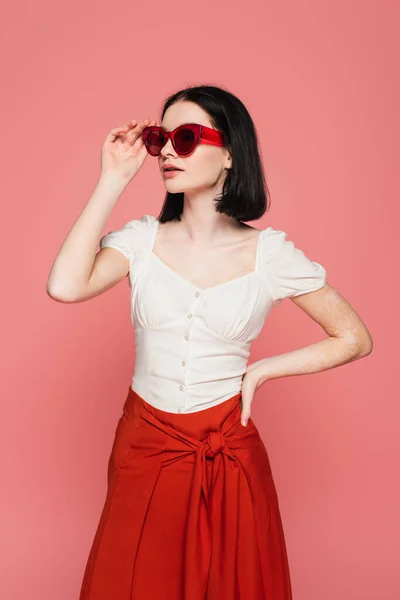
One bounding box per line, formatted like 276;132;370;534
104;121;138;144
241;409;250;427
104;119;157;146
125;118;157;146
240;371;258;426
241;398;251;426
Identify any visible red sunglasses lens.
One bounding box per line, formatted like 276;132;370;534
174;128;196;155
143;127;197;156
145;130;165;156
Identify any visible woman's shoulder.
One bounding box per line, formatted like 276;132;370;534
99;214;158;260
257;224;290;262
257;224;327;301
258;224;322;262
122;213;158;231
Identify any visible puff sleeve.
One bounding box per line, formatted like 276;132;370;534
262;227;327;304
99;214;156;263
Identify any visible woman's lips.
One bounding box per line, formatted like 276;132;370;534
163;169;183;178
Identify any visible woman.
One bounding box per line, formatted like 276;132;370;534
47;84;373;600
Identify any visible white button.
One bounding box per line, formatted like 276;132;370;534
184;334;189;341
195;291;200;297
177;408;182;413
188;314;193;318
179;385;184;391
182;360;186;366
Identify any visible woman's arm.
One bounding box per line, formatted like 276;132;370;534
46;119;155;302
46;173;127;301
240;283;373;425
248;282;373;383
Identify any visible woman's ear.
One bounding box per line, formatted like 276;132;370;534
225;147;233;169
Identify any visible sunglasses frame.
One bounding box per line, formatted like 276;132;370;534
141;123;225;157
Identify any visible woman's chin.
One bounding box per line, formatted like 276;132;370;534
163;180;186;192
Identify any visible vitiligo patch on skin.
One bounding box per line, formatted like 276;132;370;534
259;283;372;379
240;283;373;423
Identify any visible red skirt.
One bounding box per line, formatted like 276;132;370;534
79;386;293;600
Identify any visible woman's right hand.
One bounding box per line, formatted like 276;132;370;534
101;118;157;184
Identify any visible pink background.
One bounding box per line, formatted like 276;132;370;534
1;1;398;598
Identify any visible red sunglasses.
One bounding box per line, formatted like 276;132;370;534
141;123;225;157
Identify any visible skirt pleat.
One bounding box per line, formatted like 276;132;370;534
79;386;293;600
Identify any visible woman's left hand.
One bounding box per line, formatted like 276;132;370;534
240;364;265;426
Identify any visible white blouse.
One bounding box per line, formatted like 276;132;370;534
100;214;327;414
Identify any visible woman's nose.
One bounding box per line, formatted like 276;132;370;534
160;137;176;157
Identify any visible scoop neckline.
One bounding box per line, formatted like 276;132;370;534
149;217;263;293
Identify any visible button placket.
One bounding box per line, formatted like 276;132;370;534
178;290;203;413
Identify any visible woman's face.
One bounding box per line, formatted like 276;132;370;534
158;100;232;195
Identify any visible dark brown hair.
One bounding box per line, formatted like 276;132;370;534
156;84;271;223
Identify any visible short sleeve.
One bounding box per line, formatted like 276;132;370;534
262;227;327;304
99;214;156;263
